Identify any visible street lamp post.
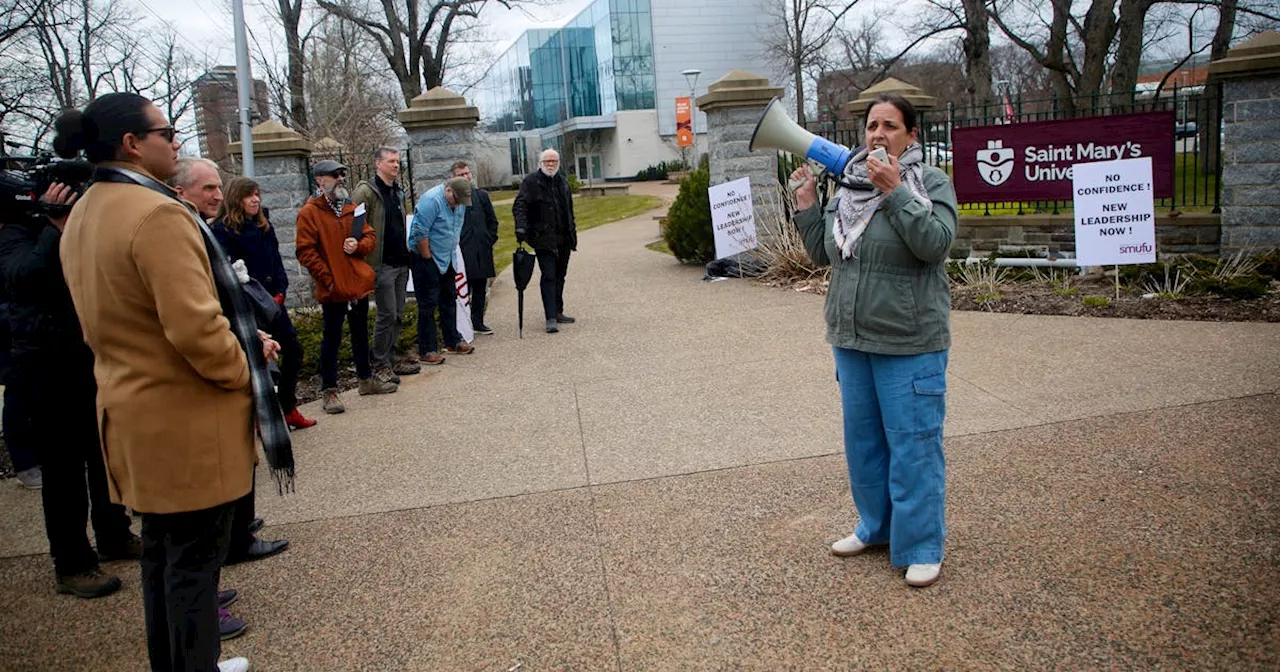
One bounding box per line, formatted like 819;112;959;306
682;68;701;170
514;119;526;174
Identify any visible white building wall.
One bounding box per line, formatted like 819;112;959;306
648;0;779;138
608;110;686;178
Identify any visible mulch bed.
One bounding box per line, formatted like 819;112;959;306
950;283;1280;322
768;276;1280;323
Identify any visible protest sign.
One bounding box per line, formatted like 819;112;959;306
708;177;758;260
1072;157;1156;267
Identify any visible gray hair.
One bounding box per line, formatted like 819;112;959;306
169;157;220;188
539;149;560;163
374;146;400;162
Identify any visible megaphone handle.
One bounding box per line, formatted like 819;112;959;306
787;162;828;190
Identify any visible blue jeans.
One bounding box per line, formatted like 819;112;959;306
410;255;459;355
833;347;948;567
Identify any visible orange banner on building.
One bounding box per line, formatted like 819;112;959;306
675;97;693;147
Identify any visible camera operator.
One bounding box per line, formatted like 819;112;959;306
0;181;140;598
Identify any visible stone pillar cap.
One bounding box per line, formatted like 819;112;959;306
1208;31;1280;81
398;87;480;129
313;136;344;153
846;77;937;114
229;120;312;158
695;69;784;112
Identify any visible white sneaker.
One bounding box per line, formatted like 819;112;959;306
831;533;871;557
905;563;942;587
217;657;252;672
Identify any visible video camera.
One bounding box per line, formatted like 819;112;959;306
0;143;94;222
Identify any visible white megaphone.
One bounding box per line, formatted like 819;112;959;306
750;97;852;187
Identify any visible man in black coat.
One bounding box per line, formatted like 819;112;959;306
512;149;577;334
0;183;139;598
451;161;500;335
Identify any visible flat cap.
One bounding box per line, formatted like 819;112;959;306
313;159;347;176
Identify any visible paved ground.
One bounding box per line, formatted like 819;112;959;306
1;184;1278;670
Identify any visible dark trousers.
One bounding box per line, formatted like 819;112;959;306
272;311;302;412
28;349;132;576
141;502;234;672
2;381;37;472
411;255;459;355
470;278;488;328
536;246;572;320
229;472;256;556
320;297;372;389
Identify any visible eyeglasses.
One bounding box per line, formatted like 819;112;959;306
140;126;177;143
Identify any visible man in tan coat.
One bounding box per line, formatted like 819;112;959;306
57;93;260;672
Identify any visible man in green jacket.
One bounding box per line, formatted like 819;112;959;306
351;147;420;384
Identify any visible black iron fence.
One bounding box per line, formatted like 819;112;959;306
789;84;1223;215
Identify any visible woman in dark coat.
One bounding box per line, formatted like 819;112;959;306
212;177;315;429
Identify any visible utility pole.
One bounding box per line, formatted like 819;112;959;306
233;0;255;176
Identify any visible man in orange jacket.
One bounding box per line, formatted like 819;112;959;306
295;160;398;413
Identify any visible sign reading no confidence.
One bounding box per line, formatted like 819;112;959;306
708;177;758;260
1072;157;1156;266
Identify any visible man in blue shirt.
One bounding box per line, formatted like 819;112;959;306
409;176;475;363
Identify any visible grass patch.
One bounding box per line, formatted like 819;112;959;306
1081;295;1111;308
491;194;664;274
646;239;673;256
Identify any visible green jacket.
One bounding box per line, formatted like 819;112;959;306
794;166;958;355
350;178;408;269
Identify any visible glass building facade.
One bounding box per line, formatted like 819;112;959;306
474;0;656;136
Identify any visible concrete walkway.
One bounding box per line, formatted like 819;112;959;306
1;197;1278;670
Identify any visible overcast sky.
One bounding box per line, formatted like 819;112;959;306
159;0;596;69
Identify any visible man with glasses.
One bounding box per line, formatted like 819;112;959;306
512;149;577;334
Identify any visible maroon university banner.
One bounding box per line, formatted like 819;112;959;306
951;111;1175;203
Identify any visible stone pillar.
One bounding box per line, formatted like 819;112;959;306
229;120;314;306
1209;31;1280;251
398;87;481;199
695;70;786;231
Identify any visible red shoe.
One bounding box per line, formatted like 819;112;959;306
284;408;317;430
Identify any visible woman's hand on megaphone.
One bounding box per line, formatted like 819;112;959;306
790;164;817;212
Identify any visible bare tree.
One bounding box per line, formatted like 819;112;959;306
316;0;536;107
305;15;401;159
761;0;863;125
0;0;202;149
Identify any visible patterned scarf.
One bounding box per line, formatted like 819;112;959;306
833;143;931;260
94;166;296;494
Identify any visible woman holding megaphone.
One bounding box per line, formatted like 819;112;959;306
790;93;958;588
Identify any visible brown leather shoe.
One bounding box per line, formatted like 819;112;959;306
56;568;122;599
420;352;445;365
97;534;143;561
444;343;475;355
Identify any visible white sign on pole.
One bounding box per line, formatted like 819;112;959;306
708;177;758;260
1072;157;1156;266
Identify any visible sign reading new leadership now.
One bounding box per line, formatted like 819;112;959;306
708;177;758;260
951;111;1174;203
1072;157;1156;266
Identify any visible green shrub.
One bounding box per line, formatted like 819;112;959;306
663;165;715;263
1081;295;1110;308
635;160;690;181
1253;248;1280;281
293;300;440;379
1190;274;1270;300
567;174;583;193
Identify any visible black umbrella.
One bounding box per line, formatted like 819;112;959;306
512;245;537;338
